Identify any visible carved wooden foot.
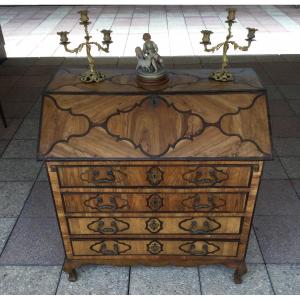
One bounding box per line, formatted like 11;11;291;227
234;261;247;284
63;259;79;282
67;269;77;282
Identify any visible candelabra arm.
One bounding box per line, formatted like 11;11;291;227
229;40;252;51
204;42;225;53
63;43;85;54
90;42;110;53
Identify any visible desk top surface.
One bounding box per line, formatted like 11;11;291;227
45;67;263;95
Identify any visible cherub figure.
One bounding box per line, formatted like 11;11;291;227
135;33;164;73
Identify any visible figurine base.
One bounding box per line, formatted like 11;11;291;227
209;70;234;82
136;69;169;87
80;70;106;83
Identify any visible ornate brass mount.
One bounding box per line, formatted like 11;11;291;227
200;8;257;81
146;194;163;211
182;193;226;211
80;167;126;186
179;217;221;234
84;194;129;211
179;241;220;256
57;10;113;83
90;240;131;255
147;240;163;255
145;217;163;233
146;167;164;186
183;166;229;186
87;217;129;234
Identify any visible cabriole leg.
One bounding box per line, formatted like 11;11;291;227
63;259;78;282
234;261;247;284
67;269;77;282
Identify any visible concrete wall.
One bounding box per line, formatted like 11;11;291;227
0;25;7;63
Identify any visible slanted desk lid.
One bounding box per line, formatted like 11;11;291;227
38;67;272;161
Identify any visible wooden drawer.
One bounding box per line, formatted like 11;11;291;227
71;239;239;257
63;192;248;213
56;164;252;188
67;216;242;236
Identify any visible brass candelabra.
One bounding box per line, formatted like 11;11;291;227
200;8;257;82
57;10;113;83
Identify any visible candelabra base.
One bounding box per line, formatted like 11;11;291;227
209;70;234;82
80;70;106;83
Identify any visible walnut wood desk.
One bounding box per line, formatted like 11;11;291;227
38;67;272;283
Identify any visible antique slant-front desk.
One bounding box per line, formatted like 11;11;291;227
38;67;272;283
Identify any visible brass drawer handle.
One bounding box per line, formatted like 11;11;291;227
179;241;220;256
182;194;226;212
188;243;209;256
183;167;229;186
190;220;211;234
90;240;131;255
80;168;116;184
192;169;223;185
99;242;119;255
98;220;119;234
193;195;216;210
96;196;117;210
84;194;129;211
87;217;130;234
179;217;221;234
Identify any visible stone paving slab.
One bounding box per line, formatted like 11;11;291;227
0;217;65;265
36;164;48;181
0;181;33;217
281;157;300;179
57;265;129;295
0;139;8;156
268;98;296;117
13;118;40;140
254;216;300;263
0;118;23;139
0;159;41;181
271;116;300;138
267;264;300;295
199;264;274;295
262;157;288;179
288;100;300;115
245;229;264;264
130;266;201;295
291;179;300;198
255;179;300;216
2;139;38;158
1;101;34;119
21;181;56;218
0;265;61;294
0;218;16;253
278;85;300;99
265;85;283;100
274;138;300;156
4;86;44;102
26;99;42;119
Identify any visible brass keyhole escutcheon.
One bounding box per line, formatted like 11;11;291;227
146;167;164;186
